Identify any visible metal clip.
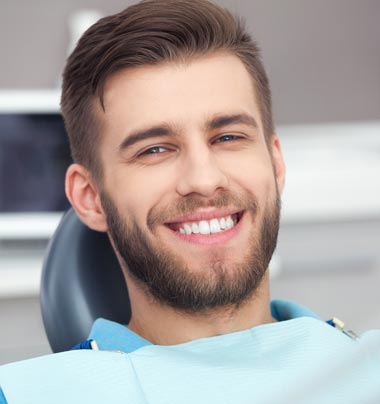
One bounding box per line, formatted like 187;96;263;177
326;317;360;340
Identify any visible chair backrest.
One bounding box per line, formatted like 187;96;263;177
40;208;131;353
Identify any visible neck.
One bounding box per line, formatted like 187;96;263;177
126;272;274;345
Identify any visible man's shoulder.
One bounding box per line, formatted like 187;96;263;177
0;350;140;404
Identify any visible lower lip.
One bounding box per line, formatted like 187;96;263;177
165;213;245;247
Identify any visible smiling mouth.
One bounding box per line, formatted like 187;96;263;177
166;211;244;236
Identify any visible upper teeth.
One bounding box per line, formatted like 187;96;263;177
178;215;237;235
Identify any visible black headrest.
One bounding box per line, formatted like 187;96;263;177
40;208;131;353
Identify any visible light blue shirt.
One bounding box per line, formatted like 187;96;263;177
87;299;321;351
1;300;379;403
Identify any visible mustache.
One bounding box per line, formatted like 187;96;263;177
147;190;258;229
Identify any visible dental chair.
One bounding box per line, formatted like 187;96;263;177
40;208;131;353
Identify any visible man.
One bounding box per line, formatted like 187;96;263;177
1;0;379;403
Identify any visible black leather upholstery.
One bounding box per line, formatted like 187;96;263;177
40;208;131;353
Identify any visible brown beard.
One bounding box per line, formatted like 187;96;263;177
100;189;281;313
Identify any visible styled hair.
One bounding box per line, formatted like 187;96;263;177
61;0;273;180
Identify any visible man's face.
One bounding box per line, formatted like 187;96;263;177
97;53;284;311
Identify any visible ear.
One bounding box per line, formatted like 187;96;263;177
270;134;286;194
65;163;108;232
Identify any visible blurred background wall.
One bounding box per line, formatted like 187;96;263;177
1;0;380;123
0;0;379;364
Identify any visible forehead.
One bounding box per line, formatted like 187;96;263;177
101;52;263;138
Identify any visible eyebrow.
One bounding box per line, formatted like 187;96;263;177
119;125;172;151
119;113;258;152
205;113;258;132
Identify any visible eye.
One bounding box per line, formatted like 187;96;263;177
213;134;241;143
139;146;169;156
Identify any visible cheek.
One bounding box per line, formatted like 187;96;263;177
109;168;176;223
219;150;275;193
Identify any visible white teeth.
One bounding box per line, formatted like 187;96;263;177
199;220;211;235
219;217;226;229
191;223;200;234
210;218;221;233
226;216;234;229
184;224;192;235
177;214;239;235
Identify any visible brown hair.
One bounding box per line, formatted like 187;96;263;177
61;0;274;180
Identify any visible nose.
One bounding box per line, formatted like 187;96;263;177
176;146;229;197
